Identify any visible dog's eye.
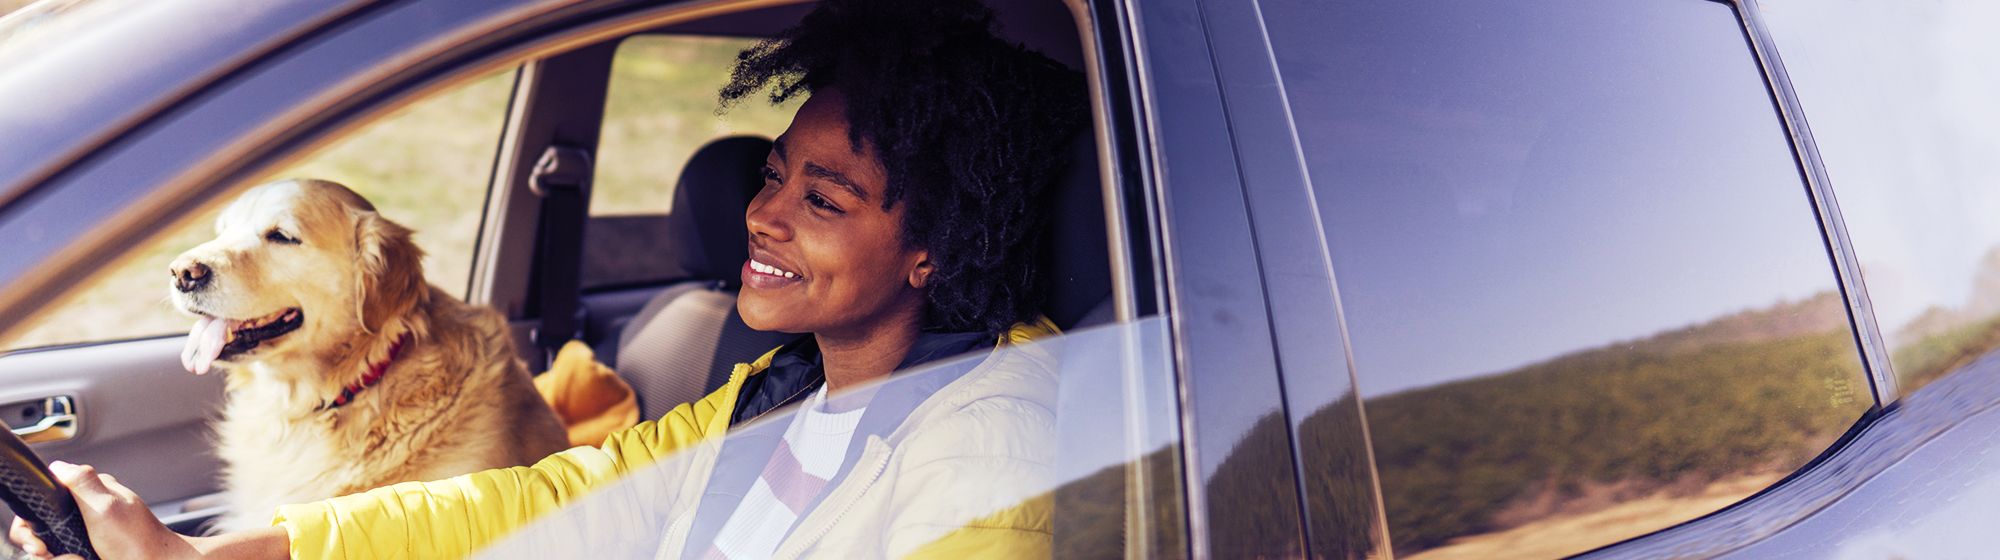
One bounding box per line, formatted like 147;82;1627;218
264;229;301;245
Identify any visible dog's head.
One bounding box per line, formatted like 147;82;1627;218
169;179;425;374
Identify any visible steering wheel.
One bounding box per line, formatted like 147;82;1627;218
0;423;95;560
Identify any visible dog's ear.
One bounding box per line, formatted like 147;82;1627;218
352;210;425;334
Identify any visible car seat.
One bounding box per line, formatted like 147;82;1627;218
1041;135;1114;330
614;136;793;420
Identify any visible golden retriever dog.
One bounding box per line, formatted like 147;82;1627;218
168;179;568;532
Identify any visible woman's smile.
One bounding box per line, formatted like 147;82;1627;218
742;250;805;290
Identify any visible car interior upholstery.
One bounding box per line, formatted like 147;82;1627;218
610;135;796;420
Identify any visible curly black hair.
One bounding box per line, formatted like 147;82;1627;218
719;0;1091;335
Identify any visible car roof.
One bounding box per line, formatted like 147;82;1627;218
0;0;361;206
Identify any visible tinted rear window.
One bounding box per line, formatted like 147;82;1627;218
1259;0;1872;556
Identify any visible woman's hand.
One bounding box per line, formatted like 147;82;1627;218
7;461;202;560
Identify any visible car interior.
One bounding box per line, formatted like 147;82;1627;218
0;0;1132;546
512;0;1113;422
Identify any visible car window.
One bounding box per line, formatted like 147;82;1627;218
470;319;1189;559
582;35;798;290
1761;0;2000;398
3;68;516;352
1258;0;1872;557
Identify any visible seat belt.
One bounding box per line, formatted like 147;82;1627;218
529;144;593;370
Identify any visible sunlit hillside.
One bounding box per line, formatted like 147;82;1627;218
1190;292;1875;558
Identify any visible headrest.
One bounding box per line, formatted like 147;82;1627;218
1039;135;1113;330
668;136;772;285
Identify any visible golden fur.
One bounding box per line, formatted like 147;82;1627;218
167;179;568;532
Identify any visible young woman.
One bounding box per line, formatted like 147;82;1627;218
9;0;1089;558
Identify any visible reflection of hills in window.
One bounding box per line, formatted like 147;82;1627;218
1888;247;2000;393
1210;292;1877;559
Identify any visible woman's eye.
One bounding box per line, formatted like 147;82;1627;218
760;166;781;184
265;229;300;245
804;191;843;214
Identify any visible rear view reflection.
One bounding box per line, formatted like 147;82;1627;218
1362;295;1864;558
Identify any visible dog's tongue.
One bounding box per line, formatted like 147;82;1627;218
181;316;233;375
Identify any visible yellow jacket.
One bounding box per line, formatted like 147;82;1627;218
273;320;1058;559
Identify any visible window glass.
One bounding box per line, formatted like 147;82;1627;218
1260;0;1871;557
1762;0;2000;397
4;68;515;351
474;319;1188;559
584;35;797;289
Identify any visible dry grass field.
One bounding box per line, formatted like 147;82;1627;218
3;34;791;351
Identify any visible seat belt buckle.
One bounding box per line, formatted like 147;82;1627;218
530;146;594;198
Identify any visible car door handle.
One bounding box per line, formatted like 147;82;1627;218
7;396;78;444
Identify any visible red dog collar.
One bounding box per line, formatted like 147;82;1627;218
318;333;411;412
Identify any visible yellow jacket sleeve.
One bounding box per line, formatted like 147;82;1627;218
903;496;1054;560
272;365;747;560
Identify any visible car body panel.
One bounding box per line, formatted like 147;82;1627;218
1195;0;1392;556
1719;355;2000;558
1124;0;1309;555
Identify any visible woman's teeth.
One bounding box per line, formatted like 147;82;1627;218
750;259;798;279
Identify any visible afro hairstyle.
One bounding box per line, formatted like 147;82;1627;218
719;0;1091;335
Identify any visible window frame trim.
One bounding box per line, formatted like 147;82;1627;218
1735;0;1899;406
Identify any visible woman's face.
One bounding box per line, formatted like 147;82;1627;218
738;88;930;337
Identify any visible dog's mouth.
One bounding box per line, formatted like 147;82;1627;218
180;308;304;375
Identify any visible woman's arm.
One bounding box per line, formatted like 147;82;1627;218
6;462;287;560
275;390;731;559
11;384;728;560
194;527;288;560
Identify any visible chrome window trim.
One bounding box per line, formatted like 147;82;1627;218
1121;0;1207;556
1062;1;1190;557
1737;0;1899;405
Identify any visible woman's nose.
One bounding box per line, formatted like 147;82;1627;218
745;187;790;242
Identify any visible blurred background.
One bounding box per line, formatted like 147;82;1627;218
0;0;794;350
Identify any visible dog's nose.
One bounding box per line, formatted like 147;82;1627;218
174;262;212;293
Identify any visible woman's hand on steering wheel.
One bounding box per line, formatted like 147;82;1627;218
7;462;200;560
